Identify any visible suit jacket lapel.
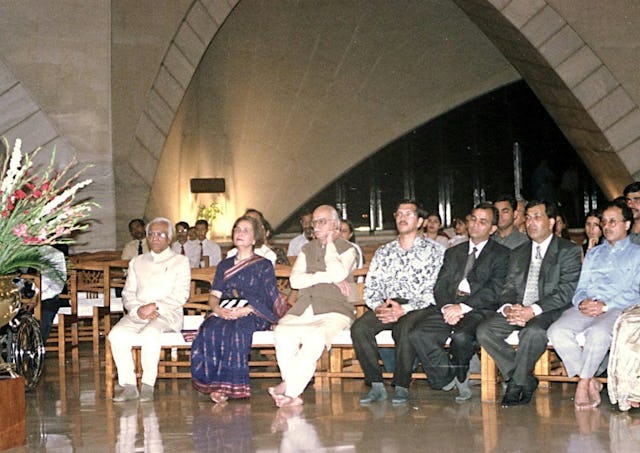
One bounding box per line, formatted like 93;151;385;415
539;236;558;287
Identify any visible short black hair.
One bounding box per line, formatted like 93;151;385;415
525;200;558;220
623;182;640;196
474;202;499;226
395;199;427;220
195;219;209;229
175;221;189;231
602;199;633;223
128;218;144;231
494;194;517;211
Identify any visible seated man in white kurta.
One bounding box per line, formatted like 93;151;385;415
109;217;191;402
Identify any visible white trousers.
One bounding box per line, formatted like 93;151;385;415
108;316;173;387
275;306;351;398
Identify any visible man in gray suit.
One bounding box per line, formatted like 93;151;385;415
477;200;582;407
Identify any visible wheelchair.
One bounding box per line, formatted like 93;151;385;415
0;277;45;391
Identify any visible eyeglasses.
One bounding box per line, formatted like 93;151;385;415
601;218;625;226
176;229;187;234
148;232;168;239
312;218;330;227
393;210;417;219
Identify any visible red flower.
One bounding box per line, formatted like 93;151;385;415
14;189;27;199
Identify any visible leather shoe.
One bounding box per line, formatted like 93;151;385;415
501;382;523;407
520;377;538;405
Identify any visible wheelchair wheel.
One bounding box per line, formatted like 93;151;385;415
8;312;45;391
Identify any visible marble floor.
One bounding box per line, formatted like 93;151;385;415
4;347;640;453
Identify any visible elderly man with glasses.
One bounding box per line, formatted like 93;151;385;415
109;217;191;402
351;199;444;405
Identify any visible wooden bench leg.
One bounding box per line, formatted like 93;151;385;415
535;349;551;389
481;346;499;403
57;315;66;368
329;347;343;387
105;338;114;399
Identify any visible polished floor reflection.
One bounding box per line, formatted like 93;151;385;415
4;347;640;452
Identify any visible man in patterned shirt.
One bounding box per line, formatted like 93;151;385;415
351;199;445;404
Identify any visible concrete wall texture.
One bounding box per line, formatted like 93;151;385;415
0;0;638;249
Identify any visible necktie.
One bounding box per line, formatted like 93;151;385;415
137;240;143;255
463;246;477;278
180;244;185;255
522;245;542;306
199;241;204;267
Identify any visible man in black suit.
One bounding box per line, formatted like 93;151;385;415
409;202;510;401
476;200;582;407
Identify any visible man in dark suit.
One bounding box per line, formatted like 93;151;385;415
409;202;510;400
477;200;582;407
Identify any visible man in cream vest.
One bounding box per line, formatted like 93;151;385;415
271;205;357;407
109;217;191;402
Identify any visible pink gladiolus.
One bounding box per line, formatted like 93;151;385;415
13;223;28;237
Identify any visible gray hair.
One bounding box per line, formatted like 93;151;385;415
146;217;174;241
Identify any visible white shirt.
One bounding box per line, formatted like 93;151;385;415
227;244;277;265
287;234;309;256
40;246;67;301
171;240;200;268
195;238;222;267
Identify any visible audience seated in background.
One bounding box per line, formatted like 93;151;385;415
423;211;449;250
109;217;191;402
194;219;222;267
339;219;364;268
492;194;529;250
555;211;572;241
623;181;640;244
548;200;640;409
287;209;314;257
447;216;468;248
271;205;358;407
121;218;149;260
477;200;582;407
171;221;199;268
191;215;278;404
352;200;444;405
409;203;509;401
582;209;602;256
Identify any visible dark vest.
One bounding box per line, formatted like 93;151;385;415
287;238;356;319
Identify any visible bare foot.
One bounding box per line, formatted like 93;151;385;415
574;379;592;410
269;382;287;405
588;378;603;408
276;396;304;408
210;391;228;404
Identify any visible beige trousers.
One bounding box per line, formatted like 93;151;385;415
108;316;173;387
275;306;352;398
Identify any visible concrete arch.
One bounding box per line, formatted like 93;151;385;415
136;0;639;237
122;0;239;234
454;0;639;198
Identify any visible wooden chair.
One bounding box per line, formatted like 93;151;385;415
91;259;128;355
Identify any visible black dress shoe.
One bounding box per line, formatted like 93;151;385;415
520;377;539;405
501;383;523;407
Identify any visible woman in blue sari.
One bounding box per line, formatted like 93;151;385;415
191;215;278;403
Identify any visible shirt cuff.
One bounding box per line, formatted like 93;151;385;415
498;303;512;316
530;304;542;316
